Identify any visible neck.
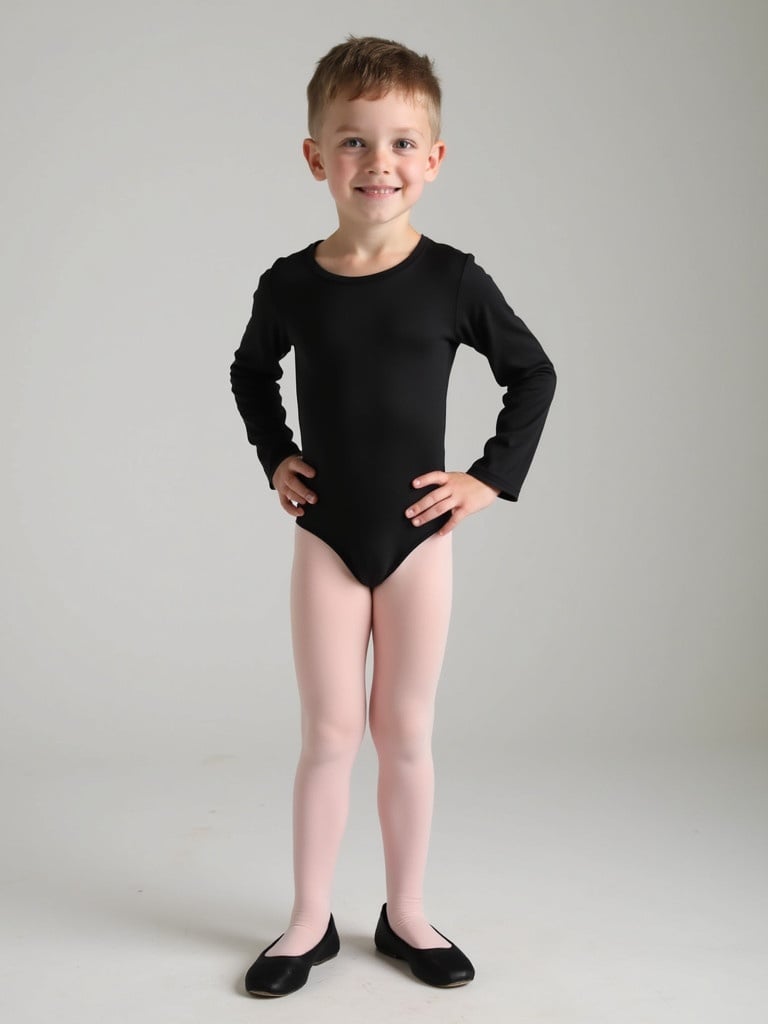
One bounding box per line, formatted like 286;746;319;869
323;220;421;259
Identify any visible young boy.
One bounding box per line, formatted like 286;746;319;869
230;35;556;997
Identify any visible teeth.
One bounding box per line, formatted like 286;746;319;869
359;187;398;193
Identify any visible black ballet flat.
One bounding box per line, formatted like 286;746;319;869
374;903;475;988
244;914;340;997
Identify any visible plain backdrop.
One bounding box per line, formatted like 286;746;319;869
2;0;765;763
0;2;767;1020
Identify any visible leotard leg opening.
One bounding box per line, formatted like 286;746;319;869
295;507;451;589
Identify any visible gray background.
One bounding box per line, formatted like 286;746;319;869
1;1;766;1022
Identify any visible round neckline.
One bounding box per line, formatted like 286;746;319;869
307;233;429;282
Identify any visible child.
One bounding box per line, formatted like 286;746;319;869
229;35;556;997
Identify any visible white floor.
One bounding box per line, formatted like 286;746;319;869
2;740;767;1023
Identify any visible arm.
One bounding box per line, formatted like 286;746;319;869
456;253;557;501
229;268;301;489
405;254;557;533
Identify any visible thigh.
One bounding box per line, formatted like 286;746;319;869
369;532;453;728
290;526;372;733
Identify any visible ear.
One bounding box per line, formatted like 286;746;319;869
423;139;447;183
302;138;327;181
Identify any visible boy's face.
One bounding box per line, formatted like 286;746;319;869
303;89;446;232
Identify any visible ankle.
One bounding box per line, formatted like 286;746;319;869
385;900;452;950
264;919;329;957
385;897;426;928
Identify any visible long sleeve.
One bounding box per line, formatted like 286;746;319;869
229;268;301;489
455;254;557;501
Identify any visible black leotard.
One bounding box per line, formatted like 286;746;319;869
229;233;556;588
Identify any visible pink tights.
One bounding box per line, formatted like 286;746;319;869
265;525;453;956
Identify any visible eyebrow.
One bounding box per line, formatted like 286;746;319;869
332;125;425;138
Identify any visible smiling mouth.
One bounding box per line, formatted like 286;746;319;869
355;187;401;195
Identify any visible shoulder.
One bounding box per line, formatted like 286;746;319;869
250;241;318;307
408;236;472;296
422;235;471;268
422;237;498;289
261;240;317;280
423;238;508;306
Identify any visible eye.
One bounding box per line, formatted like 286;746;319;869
395;139;416;150
341;137;364;148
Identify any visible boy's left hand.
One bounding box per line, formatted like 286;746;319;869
405;471;501;536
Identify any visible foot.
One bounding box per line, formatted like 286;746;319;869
244;914;340;997
375;903;475;988
384;907;451;949
264;921;331;957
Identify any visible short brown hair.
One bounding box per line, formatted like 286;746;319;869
307;35;442;143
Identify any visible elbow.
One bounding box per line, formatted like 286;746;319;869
531;359;557;397
539;358;557;401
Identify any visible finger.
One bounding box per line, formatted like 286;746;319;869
412;470;448;489
287;479;317;504
294;457;317;478
405;485;451;521
409;496;455;526
279;493;304;517
284;487;308;506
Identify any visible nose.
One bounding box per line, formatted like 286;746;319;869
364;143;391;175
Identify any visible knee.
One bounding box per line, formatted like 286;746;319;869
301;714;365;762
369;710;434;763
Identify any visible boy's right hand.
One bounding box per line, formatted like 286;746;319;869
272;455;318;517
